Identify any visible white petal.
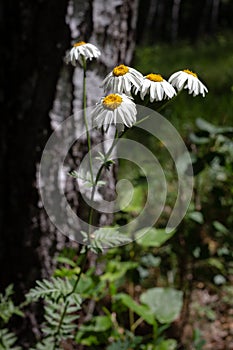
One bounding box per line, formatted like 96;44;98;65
168;71;182;83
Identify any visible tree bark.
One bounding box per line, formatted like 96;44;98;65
0;0;70;292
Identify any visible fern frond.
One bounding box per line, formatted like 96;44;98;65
41;294;81;341
82;228;131;253
29;337;60;350
26;277;74;302
0;328;22;350
0;285;23;323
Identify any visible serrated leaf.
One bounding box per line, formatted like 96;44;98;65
41;296;81;340
26;277;74;301
30;337;61;350
0;329;22;350
83;228;131;252
0;285;23;323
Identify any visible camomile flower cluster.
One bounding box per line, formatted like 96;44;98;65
65;41;208;131
92;93;137;132
65;41;101;66
169;69;208;97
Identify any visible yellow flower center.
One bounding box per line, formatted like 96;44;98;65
146;73;163;82
73;41;86;47
103;94;123;110
113;64;129;77
183;69;198;78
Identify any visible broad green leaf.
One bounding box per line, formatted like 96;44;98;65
114;293;156;326
135;228;175;247
140;288;183;324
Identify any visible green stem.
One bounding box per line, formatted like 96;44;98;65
52;246;88;349
134;114;151;126
53;58;93;348
82;58;94;184
88;128;119;229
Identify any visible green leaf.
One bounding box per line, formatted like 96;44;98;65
206;258;225;272
56;256;77;267
54;267;80;278
196;118;218;134
0;285;23;324
114;293;157;326
41;294;81;341
26;277;74;301
106;333;142;350
135;228;175;247
101;261;138;282
187;211;204;224
77;334;99;346
79;315;112;333
155;339;177;350
189;132;210;144
30;337;61;350
82;228;131;253
213;221;229;234
196;118;233;135
122;186;145;213
140;288;183;324
0;329;22;350
141;254;161;267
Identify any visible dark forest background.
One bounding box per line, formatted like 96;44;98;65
0;1;232;348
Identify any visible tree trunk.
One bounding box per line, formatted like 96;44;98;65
171;0;182;43
0;0;139;293
0;0;70;293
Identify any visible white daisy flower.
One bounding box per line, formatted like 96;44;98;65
65;41;101;66
139;73;177;102
101;64;143;95
168;69;208;97
92;93;137;132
